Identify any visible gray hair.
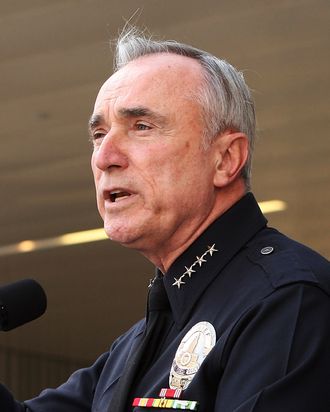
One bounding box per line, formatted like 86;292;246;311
114;28;255;190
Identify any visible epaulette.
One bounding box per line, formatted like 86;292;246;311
247;241;319;290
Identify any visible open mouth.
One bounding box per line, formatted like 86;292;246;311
109;191;132;203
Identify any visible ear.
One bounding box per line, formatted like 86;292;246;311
212;130;249;188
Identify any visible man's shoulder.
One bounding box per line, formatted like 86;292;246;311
110;318;145;351
245;227;330;296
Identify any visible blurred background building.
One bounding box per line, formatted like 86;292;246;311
0;0;329;400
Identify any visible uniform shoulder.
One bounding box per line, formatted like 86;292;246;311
246;227;330;296
109;318;145;352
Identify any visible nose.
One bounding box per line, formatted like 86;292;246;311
92;130;129;171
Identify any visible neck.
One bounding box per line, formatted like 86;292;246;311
143;184;247;273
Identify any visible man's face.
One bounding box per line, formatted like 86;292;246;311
90;54;218;257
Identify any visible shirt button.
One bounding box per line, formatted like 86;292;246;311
260;246;274;255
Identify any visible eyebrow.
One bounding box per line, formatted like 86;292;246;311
118;106;166;124
88;114;104;134
88;106;167;133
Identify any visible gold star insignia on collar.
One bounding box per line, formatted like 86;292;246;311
196;255;207;266
184;266;196;277
172;277;185;289
172;244;219;289
207;244;218;256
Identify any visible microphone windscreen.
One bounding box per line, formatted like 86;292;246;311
0;279;47;331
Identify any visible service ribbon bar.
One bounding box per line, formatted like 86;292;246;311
159;388;183;399
133;397;198;410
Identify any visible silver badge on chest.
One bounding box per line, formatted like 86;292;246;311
169;321;216;390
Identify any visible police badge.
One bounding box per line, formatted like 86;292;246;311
169;321;216;390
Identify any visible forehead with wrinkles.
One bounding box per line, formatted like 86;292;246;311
94;53;204;111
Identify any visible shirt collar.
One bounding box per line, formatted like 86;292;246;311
162;192;267;329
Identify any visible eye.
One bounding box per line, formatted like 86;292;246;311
93;132;106;139
88;130;106;147
135;122;151;131
90;131;106;143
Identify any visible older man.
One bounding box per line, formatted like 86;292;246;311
2;29;330;412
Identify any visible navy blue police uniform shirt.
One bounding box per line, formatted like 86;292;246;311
1;193;330;411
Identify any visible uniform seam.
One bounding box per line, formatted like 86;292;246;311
282;285;304;375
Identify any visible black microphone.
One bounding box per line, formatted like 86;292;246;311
0;279;47;331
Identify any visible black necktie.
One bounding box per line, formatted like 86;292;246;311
108;270;171;412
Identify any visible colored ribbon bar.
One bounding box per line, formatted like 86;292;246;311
133;397;198;410
159;388;183;399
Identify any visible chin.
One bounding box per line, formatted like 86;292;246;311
103;222;143;249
